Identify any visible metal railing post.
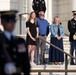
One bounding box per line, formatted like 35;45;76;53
19;15;22;34
75;48;76;64
37;38;40;65
65;54;68;75
38;72;41;75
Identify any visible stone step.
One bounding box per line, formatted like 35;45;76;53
63;39;69;42
64;48;70;51
31;65;76;71
30;65;76;75
64;45;70;48
63;42;70;45
30;73;76;75
63;37;69;39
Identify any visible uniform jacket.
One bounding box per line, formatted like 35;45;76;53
0;32;30;75
32;0;46;13
68;18;76;41
50;24;64;38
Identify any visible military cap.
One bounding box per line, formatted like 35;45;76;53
72;11;76;15
0;10;18;22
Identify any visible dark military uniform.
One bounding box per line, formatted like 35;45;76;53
32;0;46;17
68;18;76;41
68;18;76;65
0;10;30;75
0;32;30;75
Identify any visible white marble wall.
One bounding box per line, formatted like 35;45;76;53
57;0;72;34
0;0;21;34
0;0;19;11
11;0;23;34
0;0;73;34
52;0;58;18
0;0;10;11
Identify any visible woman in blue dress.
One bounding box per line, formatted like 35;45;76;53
49;16;64;65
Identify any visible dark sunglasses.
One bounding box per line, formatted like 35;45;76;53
39;14;45;17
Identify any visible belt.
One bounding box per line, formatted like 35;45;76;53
39;34;46;36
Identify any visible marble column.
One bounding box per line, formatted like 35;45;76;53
71;0;76;12
27;0;33;13
46;0;52;24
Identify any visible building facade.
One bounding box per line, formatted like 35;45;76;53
0;0;74;35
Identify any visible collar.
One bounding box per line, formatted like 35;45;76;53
38;18;44;20
53;23;61;27
3;31;15;40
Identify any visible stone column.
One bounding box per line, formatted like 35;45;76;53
0;0;19;11
71;0;76;12
27;0;33;13
46;0;52;24
0;0;10;11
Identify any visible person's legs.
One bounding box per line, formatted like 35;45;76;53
31;45;36;62
75;41;76;49
38;36;42;64
40;36;46;64
35;38;40;65
74;41;76;63
70;41;75;64
28;45;32;60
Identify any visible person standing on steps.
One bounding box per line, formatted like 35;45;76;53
32;0;46;17
49;16;64;65
37;11;49;64
26;11;39;66
68;11;76;65
0;10;30;75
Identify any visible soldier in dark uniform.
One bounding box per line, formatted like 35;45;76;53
32;0;46;17
0;10;30;75
68;11;76;65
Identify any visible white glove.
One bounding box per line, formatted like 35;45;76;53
73;34;76;40
4;63;16;74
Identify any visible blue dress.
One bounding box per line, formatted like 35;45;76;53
49;24;64;62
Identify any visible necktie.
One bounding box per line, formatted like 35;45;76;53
10;35;14;44
58;25;60;36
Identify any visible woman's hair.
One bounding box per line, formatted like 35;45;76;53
53;16;62;25
27;11;37;25
53;16;59;24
